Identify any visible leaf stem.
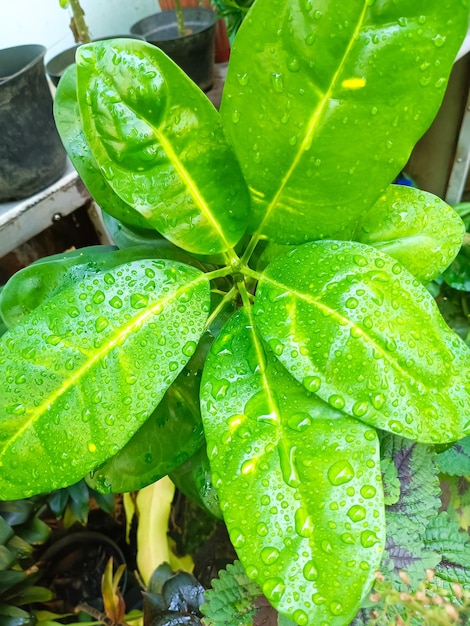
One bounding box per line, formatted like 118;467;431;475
204;266;234;281
75;602;118;625
240;233;262;265
204;286;238;329
224;246;242;270
237;280;253;309
240;265;262;282
69;0;91;43
174;0;186;37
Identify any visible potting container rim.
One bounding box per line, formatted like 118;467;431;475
0;44;46;85
131;7;217;41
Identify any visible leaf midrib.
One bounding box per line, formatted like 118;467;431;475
253;1;371;236
260;274;436;394
95;69;233;253
0;272;208;462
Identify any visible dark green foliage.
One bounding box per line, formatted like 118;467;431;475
144;563;205;625
0;500;52;625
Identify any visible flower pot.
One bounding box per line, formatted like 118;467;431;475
131;8;216;91
0;44;67;202
38;530;127;612
46;35;145;86
157;0;230;62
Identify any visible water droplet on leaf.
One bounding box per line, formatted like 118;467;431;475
328;460;354;485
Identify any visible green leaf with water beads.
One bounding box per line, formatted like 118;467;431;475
86;363;204;494
170;444;222;520
200;307;385;626
221;0;470;244
254;241;470;444
0;245;183;328
54;65;151;230
353;186;465;283
75;39;249;256
0;259;210;499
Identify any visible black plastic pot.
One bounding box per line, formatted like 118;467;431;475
39;530;127;612
46;35;145;86
131;8;216;91
0;44;67;202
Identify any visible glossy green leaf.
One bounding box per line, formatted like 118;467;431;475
100;211;224;267
254;241;470;443
76;39;249;256
201;308;385;626
86;292;237;494
221;0;470;243
169;444;222;519
87;291;238;494
353;186;465;283
0;245;170;328
0;605;36;626
434;282;470;346
54;64;151;230
101;211;165;249
0;259;210;499
86;365;204;494
442;230;470;291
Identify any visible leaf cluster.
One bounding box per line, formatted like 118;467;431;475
143;563;206;625
0;500;52;626
1;1;470;625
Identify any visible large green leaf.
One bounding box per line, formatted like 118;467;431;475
54;64;150;230
86;363;204;494
0;245;176;328
353;186;465;283
0;259;210;499
221;0;470;243
101;211;165;249
169;444;222;520
201;308;385;626
254;241;470;443
76;39;249;256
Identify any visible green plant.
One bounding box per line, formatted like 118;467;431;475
209;0;253;38
0;500;52;626
1;0;470;624
434;202;470;346
201;562;470;626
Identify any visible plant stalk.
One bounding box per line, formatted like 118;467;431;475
69;0;91;43
173;0;186;37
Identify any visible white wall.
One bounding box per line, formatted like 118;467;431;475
0;0;159;61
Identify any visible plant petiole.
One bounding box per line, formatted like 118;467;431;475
204;285;238;330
